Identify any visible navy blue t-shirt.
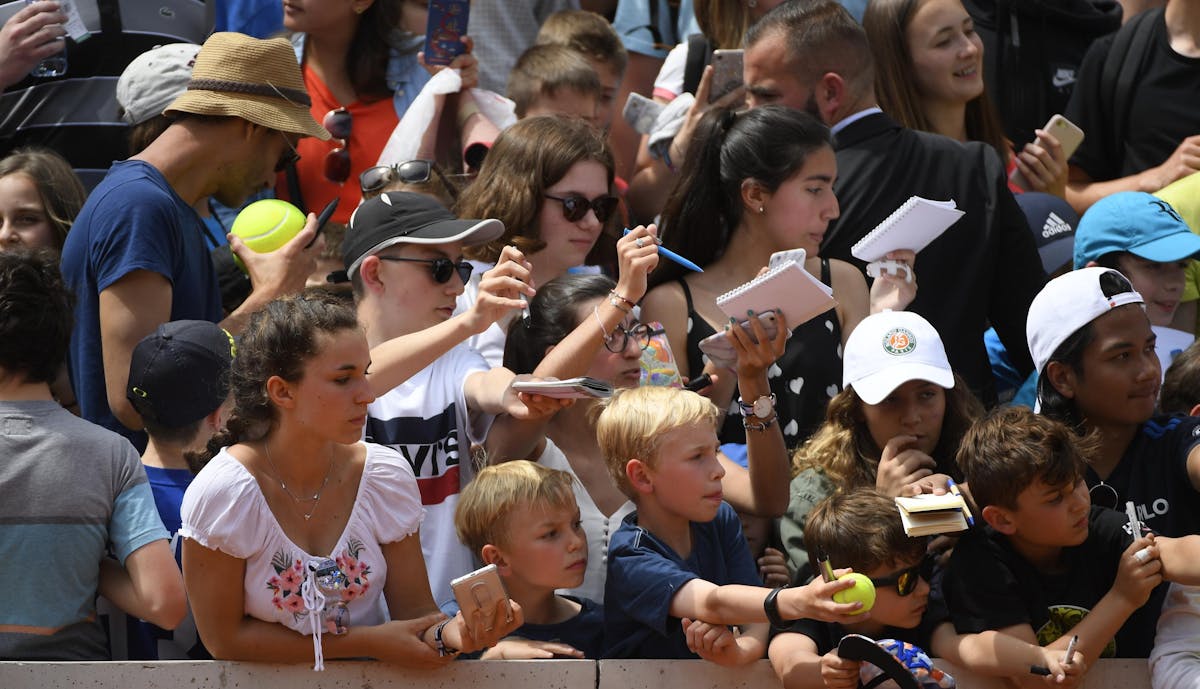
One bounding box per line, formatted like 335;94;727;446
60;161;223;449
500;595;604;659
1086;415;1200;539
603;502;760;658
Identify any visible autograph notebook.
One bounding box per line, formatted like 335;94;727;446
715;260;836;330
851;197;964;263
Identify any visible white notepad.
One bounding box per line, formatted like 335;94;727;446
716;260;837;330
894;493;969;537
850;196;964;262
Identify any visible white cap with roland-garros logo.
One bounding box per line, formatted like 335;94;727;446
842;310;955;405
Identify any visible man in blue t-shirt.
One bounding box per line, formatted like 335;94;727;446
60;32;326;450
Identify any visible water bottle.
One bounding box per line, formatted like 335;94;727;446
25;0;67;78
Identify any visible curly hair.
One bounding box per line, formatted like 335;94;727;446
0;249;73;383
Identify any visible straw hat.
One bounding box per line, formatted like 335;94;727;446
164;32;330;140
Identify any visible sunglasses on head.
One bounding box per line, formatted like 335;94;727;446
360;160;458;198
544;192;619;223
376;255;473;284
323;107;352;183
869;555;936;597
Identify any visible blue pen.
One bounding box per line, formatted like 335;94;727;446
946;478;975;527
623;228;704;272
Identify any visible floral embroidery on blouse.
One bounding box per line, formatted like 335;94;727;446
266;540;373;620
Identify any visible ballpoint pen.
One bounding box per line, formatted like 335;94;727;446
946;478;975;527
623;228;704;272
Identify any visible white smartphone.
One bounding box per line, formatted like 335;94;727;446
709;49;744;103
450;564;510;621
697;310;782;369
1010;114;1085;191
622;92;663;135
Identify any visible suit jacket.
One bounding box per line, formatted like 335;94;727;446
823;112;1046;406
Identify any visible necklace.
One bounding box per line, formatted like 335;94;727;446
264;442;336;521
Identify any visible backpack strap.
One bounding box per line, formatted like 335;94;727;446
1099;7;1161;170
681;33;712;96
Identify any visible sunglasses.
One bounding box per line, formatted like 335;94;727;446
604;320;653;354
376;255;473;284
544;193;619;224
869;555;936;597
323;108;352;183
275;133;302;172
360;160;458;199
1089;481;1119;510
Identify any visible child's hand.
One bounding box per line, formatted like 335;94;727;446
1113;535;1163;609
614;225;660;305
876;435;936;497
1036;645;1087;687
781;570;871;624
868;249;917;314
820;650;863;689
466;245;534;334
728;310;788;380
682;617;738;664
480;637;585;659
759;547;791;587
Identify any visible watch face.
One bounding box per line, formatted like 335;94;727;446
753;396;772;418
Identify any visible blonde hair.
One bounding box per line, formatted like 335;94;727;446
454;460;578;555
535;10;628;76
596;386;719;499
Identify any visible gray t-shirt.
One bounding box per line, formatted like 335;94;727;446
0;400;167;660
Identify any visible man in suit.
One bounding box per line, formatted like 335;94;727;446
743;0;1046;406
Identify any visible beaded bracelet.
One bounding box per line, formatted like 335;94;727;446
610;290;637;309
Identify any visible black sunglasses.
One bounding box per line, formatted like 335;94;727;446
360;160;458;199
323;107;352;183
869;555;936;597
544;193;619;223
1089;481;1119;510
376;255;473;284
275;133;302;172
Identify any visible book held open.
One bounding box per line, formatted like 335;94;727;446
851;196;965;263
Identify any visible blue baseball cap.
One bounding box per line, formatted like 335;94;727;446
1073;191;1200;268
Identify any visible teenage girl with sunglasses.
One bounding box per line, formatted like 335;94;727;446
455;116;639;367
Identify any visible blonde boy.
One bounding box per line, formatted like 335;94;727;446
597;386;866;662
455;461;603;659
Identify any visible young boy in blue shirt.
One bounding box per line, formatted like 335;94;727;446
455;460;604;659
597;386;867;663
935;406;1200;682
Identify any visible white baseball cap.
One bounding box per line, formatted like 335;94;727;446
1026;267;1144;376
843;311;954;405
116;43;200;125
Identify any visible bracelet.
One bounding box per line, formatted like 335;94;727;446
764;586;788;630
610;289;637;309
433;618;459;657
609;296;632;314
593;304;614;340
662;142;678;172
743;415;778;432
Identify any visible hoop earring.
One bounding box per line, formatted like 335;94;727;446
748;0;758;6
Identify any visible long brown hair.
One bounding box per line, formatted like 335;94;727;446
863;0;1008;158
456;116;613;262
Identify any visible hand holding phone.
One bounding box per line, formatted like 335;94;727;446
451;564;511;627
1010;114;1084;191
697;310;783;370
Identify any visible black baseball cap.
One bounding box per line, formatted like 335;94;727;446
1015;192;1079;275
127;320;236;429
336;191;504;282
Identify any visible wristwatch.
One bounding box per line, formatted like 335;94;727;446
739;393;776;419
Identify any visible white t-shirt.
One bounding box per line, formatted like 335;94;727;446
538;438;635;604
652;43;689;102
455;260;516;369
179;443;423;634
364;343;492;612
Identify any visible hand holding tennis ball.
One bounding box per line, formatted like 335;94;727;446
229;199;306;272
832;572;876;614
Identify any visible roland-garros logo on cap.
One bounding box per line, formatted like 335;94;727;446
882;327;916;356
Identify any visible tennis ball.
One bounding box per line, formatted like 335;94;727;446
832;572;876;614
229;199;306;272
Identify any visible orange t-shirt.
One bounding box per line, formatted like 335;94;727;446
276;63;399;224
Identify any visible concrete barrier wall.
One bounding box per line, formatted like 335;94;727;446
0;658;1150;689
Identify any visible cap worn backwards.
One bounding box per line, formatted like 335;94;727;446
1026;266;1144;376
127;320;236;429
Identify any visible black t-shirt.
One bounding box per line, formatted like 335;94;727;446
1087;415;1200;539
943;507;1166;658
1066;9;1200;180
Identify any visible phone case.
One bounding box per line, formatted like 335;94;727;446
709;49;744;103
640;322;683;388
697;311;781;370
450;564;509;619
423;0;470;66
1010;114;1085;190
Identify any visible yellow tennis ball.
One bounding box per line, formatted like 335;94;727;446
832;572;876;614
231;199;305;254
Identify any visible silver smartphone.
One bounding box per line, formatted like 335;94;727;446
1010;114;1085;191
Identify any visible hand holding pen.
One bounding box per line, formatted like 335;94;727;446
622;228;703;272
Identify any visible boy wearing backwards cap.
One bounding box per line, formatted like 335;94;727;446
61;32;325;451
118;320;235;659
340;191;566;618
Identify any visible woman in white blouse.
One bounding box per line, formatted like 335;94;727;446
181;294;519;666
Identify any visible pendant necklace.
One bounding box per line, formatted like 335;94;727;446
264;442;336;521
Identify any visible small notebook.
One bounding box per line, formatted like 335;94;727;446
894;493;969;537
716;260;837;330
850;197;964;262
510;377;613;399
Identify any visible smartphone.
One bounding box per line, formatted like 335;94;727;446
709;49;744;104
450;564;510;621
305;197;339;249
640;322;683;388
423;0;470;66
1010;114;1085;191
623;92;664;135
697;310;781;369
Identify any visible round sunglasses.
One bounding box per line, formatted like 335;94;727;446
869;555;936;597
376;255;473;284
544;193;619;224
